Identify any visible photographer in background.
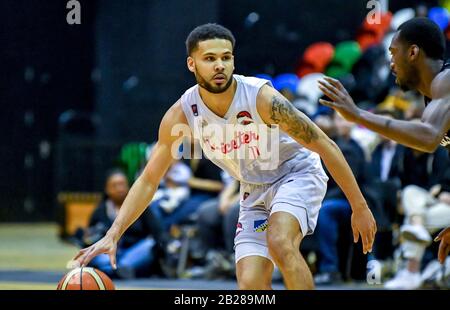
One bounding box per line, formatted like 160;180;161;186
83;169;164;279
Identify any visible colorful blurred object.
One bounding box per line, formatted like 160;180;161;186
361;11;393;34
119;142;148;184
272;73;299;94
428;6;450;30
378;93;412;112
356;31;381;51
442;0;450;11
255;73;273;84
296;42;334;77
325;41;361;78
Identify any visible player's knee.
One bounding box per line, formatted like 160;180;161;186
267;234;295;261
238;274;271;290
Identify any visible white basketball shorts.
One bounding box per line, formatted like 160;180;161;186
234;168;328;264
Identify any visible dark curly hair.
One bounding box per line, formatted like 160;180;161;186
397;17;446;60
185;23;235;56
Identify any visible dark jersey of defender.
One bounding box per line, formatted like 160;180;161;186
424;61;450;151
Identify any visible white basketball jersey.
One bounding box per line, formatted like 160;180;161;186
180;74;323;185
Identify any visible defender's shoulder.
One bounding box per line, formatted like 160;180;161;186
431;69;450;99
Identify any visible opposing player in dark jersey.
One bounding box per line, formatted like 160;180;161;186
318;17;450;264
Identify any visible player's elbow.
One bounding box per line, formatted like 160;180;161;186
325;135;340;150
420;130;441;153
422;139;440;153
313;134;340;156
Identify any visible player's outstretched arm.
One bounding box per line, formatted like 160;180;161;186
257;85;376;254
318;76;450;153
72;101;189;268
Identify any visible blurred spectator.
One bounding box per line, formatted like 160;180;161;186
365;110;405;273
150;160;192;218
197;178;240;257
314;112;368;285
151;154;223;232
351;45;393;104
385;140;450;289
313;112;335;137
83;169;163;279
181;176;240;279
294;73;325;117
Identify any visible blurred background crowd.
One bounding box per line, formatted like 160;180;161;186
1;0;450;289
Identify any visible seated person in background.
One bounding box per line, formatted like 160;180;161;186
84;169;162;279
151;159;192;215
365;110;404;264
385;142;450;289
151;155;223;232
314;112;369;284
194;175;240;273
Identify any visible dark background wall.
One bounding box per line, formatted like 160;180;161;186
0;0;435;221
0;0;96;221
95;0;220;143
220;0;368;76
95;0;369;144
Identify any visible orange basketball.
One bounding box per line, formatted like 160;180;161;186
57;267;115;290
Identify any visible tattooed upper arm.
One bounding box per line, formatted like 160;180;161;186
268;93;319;144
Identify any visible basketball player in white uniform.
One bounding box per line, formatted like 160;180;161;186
73;24;376;289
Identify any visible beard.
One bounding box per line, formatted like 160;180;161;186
397;78;415;92
396;66;420;92
195;71;233;94
397;79;411;92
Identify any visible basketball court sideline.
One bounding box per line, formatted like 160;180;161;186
0;223;380;290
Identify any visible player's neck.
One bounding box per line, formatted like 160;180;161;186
417;59;444;98
199;77;237;118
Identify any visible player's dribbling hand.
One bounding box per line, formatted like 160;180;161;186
69;234;118;270
434;227;450;264
317;77;360;122
351;206;377;254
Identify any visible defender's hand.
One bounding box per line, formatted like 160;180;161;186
435;227;450;264
351;206;377;254
70;234;118;269
318;77;360;122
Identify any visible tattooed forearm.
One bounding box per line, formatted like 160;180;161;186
270;94;319;143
